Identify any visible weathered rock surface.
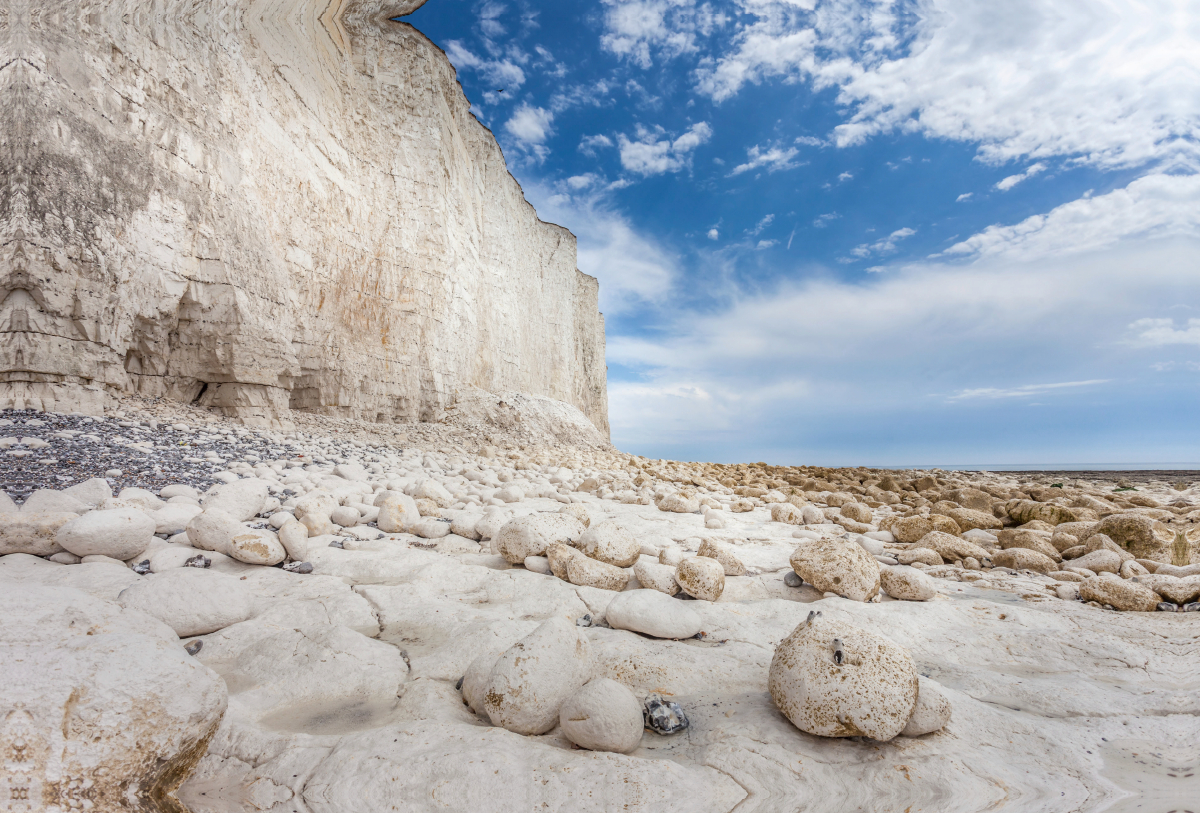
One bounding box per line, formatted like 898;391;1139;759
769;614;918;741
605;588;703;639
789;539;880;601
483;617;593;735
1;0;608;441
558;678;645;754
0;582;227;810
117;568;255;637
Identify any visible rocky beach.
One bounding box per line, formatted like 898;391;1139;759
4;397;1199;812
3;0;1197;810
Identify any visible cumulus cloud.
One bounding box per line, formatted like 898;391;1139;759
707;228;720;239
995;163;1047;191
617;122;713;175
956;193;973;202
729;144;803;176
691;0;1200;171
600;0;727;68
505;104;553;144
578;134;614;155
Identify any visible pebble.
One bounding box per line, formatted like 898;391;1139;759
901;676;953;736
880;565;938;601
643;694;689;735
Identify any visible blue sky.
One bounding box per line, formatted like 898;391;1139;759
405;0;1200;467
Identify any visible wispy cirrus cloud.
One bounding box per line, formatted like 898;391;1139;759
946;379;1111;401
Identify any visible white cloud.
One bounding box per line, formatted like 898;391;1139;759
995;162;1047;191
505;104;554;144
600;0;726;69
947;380;1110;401
707;228;720;240
837;171;853;182
566;174;598;189
605;239;1200;454
729;144;802;176
813;212;839;227
617;122;712;175
523;184;677;314
478;1;506;39
944;173;1200;262
692;0;1200;171
1125;318;1200;347
578;134;614;156
444;41;526;91
956;193;973;202
756;239;778;249
749;213;775;235
849;227;915;258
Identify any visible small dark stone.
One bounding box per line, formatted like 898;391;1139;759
1183;602;1200;613
455;676;464;691
1157;602;1179;612
576;613;593;627
643;694;688;735
131;559;152;575
184;554;211;568
282;561;313;574
783;571;803;588
185;640;203;656
329;539;344;549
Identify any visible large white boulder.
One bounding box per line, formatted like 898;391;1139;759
559;678;644;753
56;507;156;560
579;520;640;567
202;478;270;521
496;513;585;564
483;617;593;735
149;502;203;535
376;493;420;533
769;613;918;741
118;568;255;637
789;538;880;601
605;589;702;639
0;583;227;808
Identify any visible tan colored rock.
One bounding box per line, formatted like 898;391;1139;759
769;614;918;741
997;531;1061;562
0;511;74;556
892;516;935;544
914;531;991;564
991;548;1057;573
770;503;804;524
565;555;628;591
948;507;1002;531
789;539;880;602
840;502;872;524
880;566;937;601
559;679;644;754
546;542;583;580
1089;514;1173;561
1072;549;1122;574
656;493;700;513
1137;574;1200;604
633;558;681;596
897;548;943;567
929;514;962;535
1080;576;1160;611
697;538;747;576
675;556;726;601
579;520;640;567
1006;500;1078;526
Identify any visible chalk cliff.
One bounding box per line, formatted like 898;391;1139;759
0;0;609;437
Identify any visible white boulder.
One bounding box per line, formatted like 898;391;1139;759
117;568;255;637
56;508;156;560
559;678;644;753
605;589;702;639
483;617;593;735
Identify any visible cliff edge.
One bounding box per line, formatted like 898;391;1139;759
0;0;609;440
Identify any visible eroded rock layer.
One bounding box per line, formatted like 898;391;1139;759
0;0;609;434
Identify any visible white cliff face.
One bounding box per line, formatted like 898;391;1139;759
0;0;609;435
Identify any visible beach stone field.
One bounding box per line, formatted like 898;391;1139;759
4;399;1199;813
